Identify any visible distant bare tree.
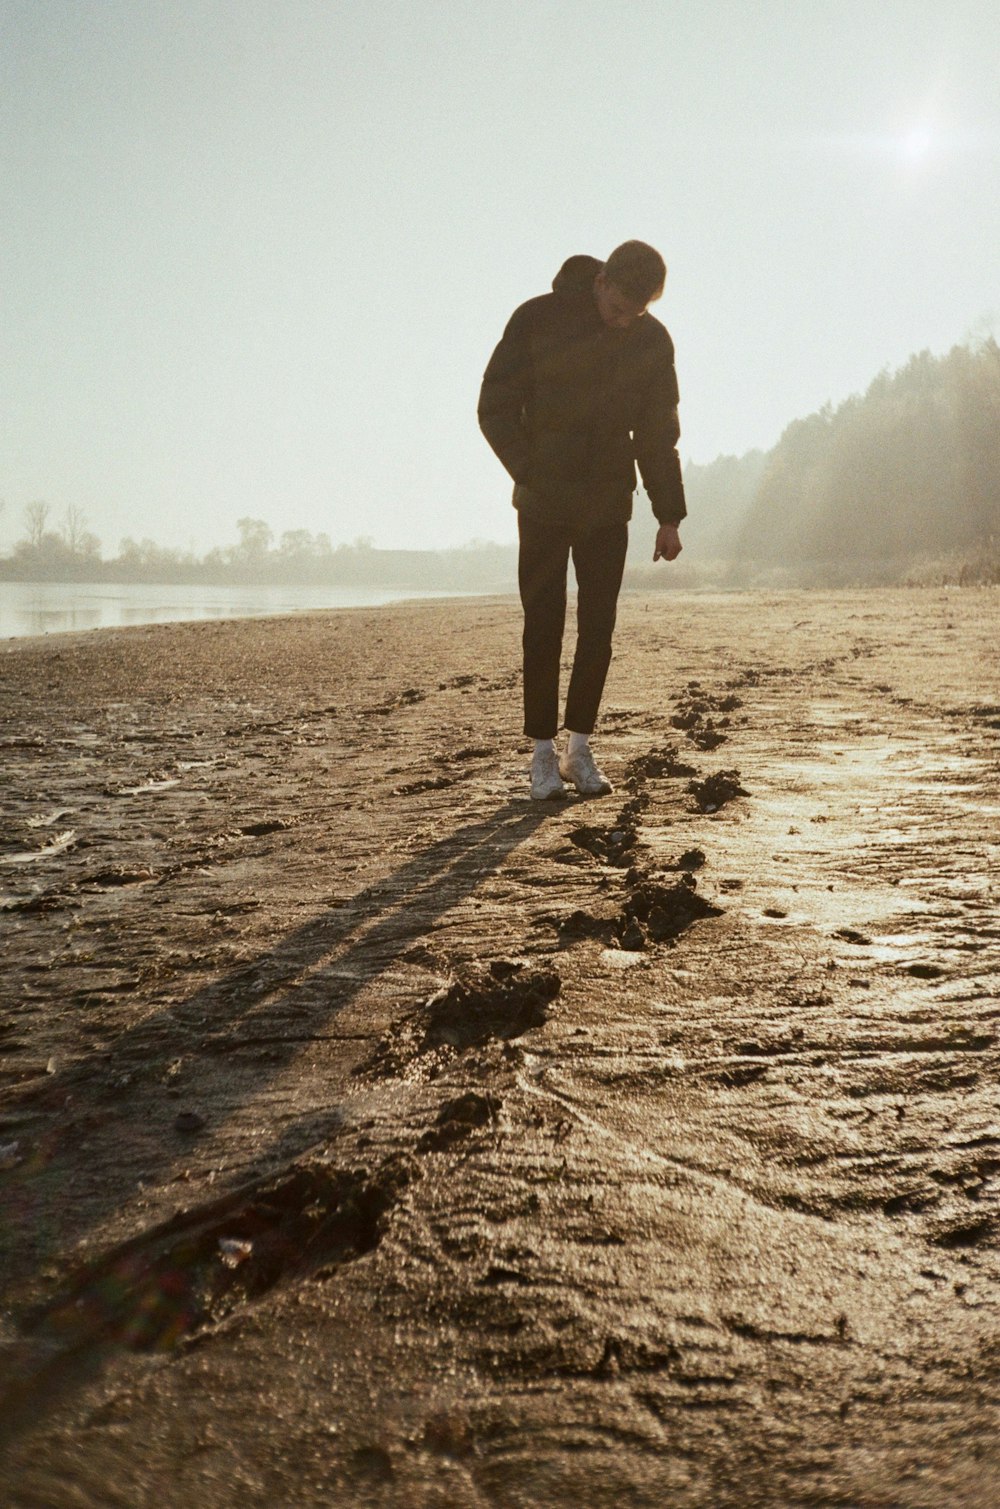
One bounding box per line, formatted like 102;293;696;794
24;500;49;548
59;504;90;554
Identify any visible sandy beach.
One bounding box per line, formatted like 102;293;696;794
1;587;998;1507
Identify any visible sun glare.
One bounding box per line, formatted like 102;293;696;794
899;125;934;165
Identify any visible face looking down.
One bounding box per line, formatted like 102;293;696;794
593;270;648;328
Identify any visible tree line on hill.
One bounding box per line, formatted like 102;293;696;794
0;508;517;590
676;337;999;585
3;338;997;589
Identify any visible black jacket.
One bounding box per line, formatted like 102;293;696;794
478;254;686;529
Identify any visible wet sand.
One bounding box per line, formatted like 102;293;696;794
1;588;998;1507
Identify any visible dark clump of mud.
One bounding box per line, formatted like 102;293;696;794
569;822;636;868
418;1090;501;1152
688;724;729;751
551;871;722;952
422;964;561;1050
624;744;697;788
569;812;634;866
669;686;743;751
668;846;706;871
24;1161;409;1356
359;962;561;1078
568;793;651;868
617;873;723;949
688;768;749;812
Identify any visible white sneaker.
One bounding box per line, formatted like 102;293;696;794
530;745;568;801
559;745;613;797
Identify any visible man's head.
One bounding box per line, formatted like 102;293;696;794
594;240;667;328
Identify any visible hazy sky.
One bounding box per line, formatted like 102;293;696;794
3;0;998;554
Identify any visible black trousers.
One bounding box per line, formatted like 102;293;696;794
517;514;629;740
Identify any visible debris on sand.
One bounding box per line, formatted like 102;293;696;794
555;908;615;942
688;769;749;812
624;745;697;787
567;794;650;868
0;1141;22;1170
391;775;456;796
689;723;729;751
421;967;561;1051
1;830;77;865
418;1091;501;1152
25;809;75;829
358;964;561;1078
119;778;181;796
218;1237;254;1267
669;847;706;872
569;822;636;868
174;1110;206;1134
84;867;157;887
617;874;723;948
30;1160;409;1353
548;859;722;952
669;689;742;750
239;818;295;837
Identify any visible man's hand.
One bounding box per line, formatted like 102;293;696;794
653;523;682;562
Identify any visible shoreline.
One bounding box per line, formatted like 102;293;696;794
0;579;514;644
8;576;990;650
7;574;991;645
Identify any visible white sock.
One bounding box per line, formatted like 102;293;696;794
533;738;556;759
567;731;590;757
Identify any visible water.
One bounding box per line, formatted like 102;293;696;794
0;580;491;640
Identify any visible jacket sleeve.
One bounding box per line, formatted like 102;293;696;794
633;337;687;526
478;305;533;485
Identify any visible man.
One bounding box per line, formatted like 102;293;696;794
478;239;686;800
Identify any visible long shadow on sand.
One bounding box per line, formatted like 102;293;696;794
0;797;553;1443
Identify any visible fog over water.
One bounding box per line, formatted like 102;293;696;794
3;1;999;555
0;581;484;641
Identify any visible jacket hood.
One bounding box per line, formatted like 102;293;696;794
551;254;603;298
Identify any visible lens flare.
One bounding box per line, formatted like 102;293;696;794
900;126;934;164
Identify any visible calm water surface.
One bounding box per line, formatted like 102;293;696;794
0;581;489;640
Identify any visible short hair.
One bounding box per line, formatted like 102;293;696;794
603;240;666;305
